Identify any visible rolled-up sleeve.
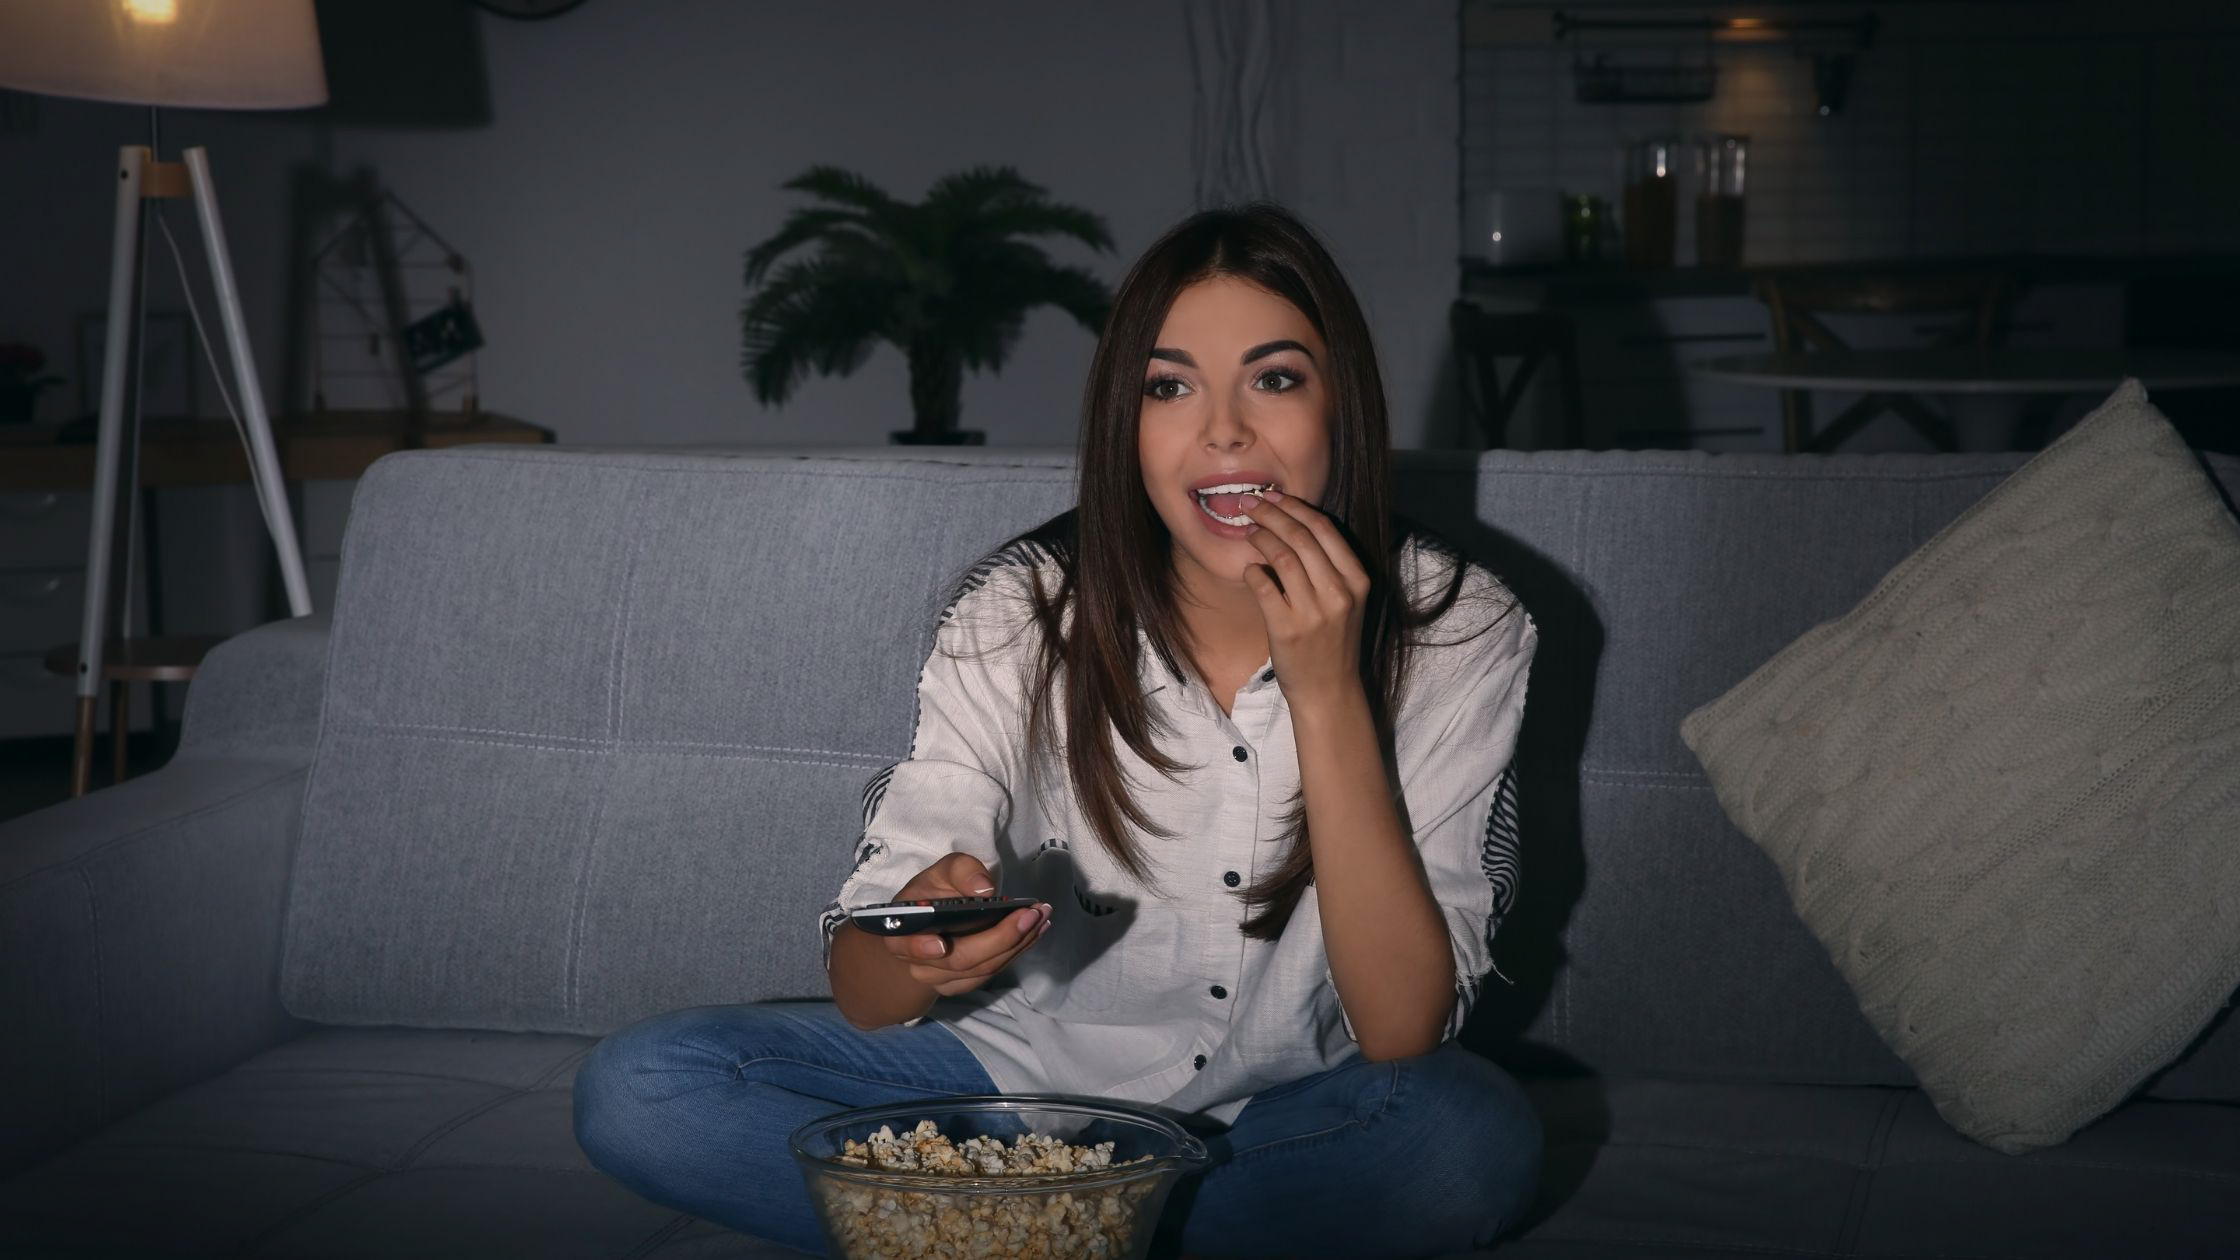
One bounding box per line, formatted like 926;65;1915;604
1331;586;1537;1044
817;575;1033;975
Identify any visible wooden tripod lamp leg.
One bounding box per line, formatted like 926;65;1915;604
72;696;98;798
111;681;130;786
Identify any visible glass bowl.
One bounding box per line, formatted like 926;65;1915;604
790;1094;1211;1260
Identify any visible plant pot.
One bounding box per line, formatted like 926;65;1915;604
890;429;985;445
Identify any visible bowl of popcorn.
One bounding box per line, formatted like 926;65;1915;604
790;1095;1211;1260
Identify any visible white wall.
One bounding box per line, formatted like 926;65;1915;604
0;2;1466;713
0;1;1461;448
1289;0;1465;448
313;0;1460;449
317;0;1202;449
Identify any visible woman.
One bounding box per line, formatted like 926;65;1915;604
574;203;1543;1259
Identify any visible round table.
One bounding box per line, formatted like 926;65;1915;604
1689;348;2240;394
43;635;226;795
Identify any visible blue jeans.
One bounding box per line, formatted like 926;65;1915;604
573;1000;1542;1259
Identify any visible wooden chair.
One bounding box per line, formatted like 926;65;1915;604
1755;271;2010;453
1450;301;1587;449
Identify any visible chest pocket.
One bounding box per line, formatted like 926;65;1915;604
1014;838;1136;1015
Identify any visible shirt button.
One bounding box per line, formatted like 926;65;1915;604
1222;870;1241;887
1193;1054;1207;1070
1261;670;1275;683
1232;746;1248;762
1210;984;1227;999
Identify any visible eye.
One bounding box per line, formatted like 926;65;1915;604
1143;374;1193;402
1254;367;1305;393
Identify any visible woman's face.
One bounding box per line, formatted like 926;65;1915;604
1137;274;1331;587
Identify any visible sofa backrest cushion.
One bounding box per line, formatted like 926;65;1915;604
278;443;2240;1099
280;449;1074;1034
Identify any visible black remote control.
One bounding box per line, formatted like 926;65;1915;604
848;895;1041;936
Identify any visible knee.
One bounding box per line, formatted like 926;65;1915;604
572;1024;651;1177
571;1007;733;1178
1398;1048;1544;1246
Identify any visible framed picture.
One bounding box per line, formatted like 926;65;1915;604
75;309;199;421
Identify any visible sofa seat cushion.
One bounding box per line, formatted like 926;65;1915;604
1492;1074;2240;1259
0;1027;800;1259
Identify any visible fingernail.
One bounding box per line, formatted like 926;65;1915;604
972;883;995;895
1263;487;1284;500
1016;910;1038;936
1038;919;1053;937
918;937;945;956
1239;494;1260;510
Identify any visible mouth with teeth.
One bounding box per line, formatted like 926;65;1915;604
1192;482;1278;528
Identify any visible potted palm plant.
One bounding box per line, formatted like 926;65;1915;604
0;343;63;425
741;166;1114;444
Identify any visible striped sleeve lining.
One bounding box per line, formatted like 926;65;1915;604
1478;762;1521;986
824;538;1050;965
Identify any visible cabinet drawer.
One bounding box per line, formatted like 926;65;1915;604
0;491;96;569
0;567;90;656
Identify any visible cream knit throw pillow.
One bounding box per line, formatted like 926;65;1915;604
1680;381;2240;1155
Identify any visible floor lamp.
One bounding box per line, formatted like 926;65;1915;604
0;1;326;794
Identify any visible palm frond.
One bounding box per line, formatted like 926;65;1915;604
743;208;887;290
922;166;1045;216
939;243;1113;372
740;257;897;406
781;166;904;218
961;201;1115;254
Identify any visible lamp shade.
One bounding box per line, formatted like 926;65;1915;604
0;0;326;110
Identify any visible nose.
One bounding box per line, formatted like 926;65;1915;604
1199;392;1253;452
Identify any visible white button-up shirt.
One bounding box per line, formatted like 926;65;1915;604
819;532;1536;1128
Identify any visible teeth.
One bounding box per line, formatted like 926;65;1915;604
1191;482;1275;528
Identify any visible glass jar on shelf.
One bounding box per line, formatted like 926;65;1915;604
1621;135;1682;269
1694;133;1748;267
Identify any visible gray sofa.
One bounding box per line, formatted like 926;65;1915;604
4;443;2237;1259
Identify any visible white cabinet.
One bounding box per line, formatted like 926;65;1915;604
0;478;360;740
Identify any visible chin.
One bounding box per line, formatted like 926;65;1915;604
1191;539;1263;586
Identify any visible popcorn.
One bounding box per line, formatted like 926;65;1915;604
810;1119;1162;1259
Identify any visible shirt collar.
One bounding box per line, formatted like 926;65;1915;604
1137;624;1183;697
1136;623;1279;702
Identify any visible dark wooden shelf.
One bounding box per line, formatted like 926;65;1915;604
0;408;553;492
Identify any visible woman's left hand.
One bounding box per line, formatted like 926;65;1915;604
1238;490;1371;711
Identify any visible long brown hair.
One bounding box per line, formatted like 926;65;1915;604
979;203;1491;940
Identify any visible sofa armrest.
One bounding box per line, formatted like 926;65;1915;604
0;618;329;1177
176;612;330;758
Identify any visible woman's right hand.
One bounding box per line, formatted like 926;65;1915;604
886;853;1052;997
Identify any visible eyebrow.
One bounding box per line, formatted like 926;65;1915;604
1147;339;1317;369
1244;339;1315;364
